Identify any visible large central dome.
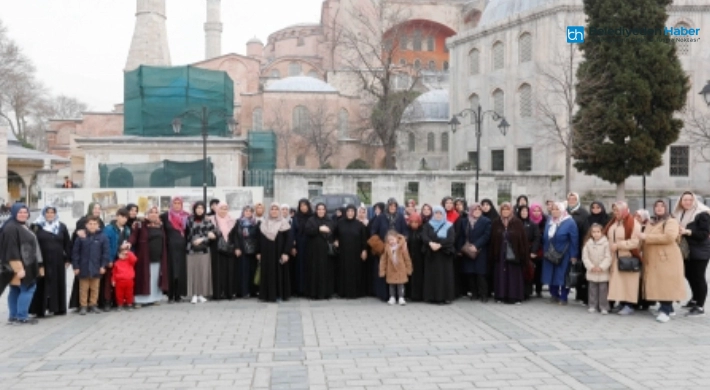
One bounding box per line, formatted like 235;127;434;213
478;0;578;28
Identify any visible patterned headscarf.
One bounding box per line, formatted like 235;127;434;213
35;205;61;234
260;202;291;241
168;196;189;235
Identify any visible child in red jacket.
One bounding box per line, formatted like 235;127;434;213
111;247;138;311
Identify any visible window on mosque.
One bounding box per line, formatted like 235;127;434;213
413;30;422;51
493;89;505;117
517;148;532;171
519;33;532;63
493;41;504;70
519;84;532;117
468;94;479;125
427;132;435;152
297;37;305;46
408;133;415;152
451;182;465;199
288;62;302;76
670;146;689;177
293;106;309;134
338;109;349;139
428;60;436;71
675;23;690;56
441;133;449;152
427;36;435;51
491;150;505;171
469;49;480;75
405;182;420;204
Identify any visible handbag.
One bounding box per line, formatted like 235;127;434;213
566;262;584;288
327;241;339;257
545;241;569;265
505;242;518;264
461;223;478;259
218;235;235;255
615;233;640;272
0;263;16;296
678;236;690;260
243;238;256;255
367;235;385;256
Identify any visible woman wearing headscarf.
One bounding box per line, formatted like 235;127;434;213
291;199;313;297
29;206;71;317
442;196;458;224
1;203;42;324
605;201;642;315
256;203;294;302
455;203;492;302
481;199;500;221
357;205;369;227
211;201;237;300
673;191;710;316
231;205;260;298
422;206;456;304
130;206;169;306
542;202;580;306
405;212;426;302
587;201;609;228
639;199;687;322
334;204;368;299
529;203;547;297
567;192;590;305
305;203;336;299
490;203;528;304
370;199;406;300
514;195;529;215
207;199;220;217
420;204;433;225
517;205;540;299
281;204;292;224
254;202;266;223
68;202;105;310
160;196;189;303
186;201;216;304
126;203;139;230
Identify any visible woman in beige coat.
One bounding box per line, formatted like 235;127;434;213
604;201;642;315
639;199;687;323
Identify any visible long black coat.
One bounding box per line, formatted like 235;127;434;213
422;222;456;303
256;228;293;302
455;217;492;275
29;223;72;316
305;216;336;300
333;217;367;299
160;213;187;297
406;227;426;301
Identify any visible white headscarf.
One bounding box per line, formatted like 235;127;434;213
673;192;710;228
548;202;571;238
34;206;61;235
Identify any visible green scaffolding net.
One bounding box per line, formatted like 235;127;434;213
246;131;276;197
124;65;234;137
99;159;215;188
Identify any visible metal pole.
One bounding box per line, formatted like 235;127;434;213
475;105;482;202
202;106;208;206
642;174;646;210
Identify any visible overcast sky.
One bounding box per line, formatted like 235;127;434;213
1;0;324;111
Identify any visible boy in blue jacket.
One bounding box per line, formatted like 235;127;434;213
72;216;110;315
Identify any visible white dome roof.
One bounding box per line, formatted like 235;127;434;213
403;89;449;123
264;76;337;93
479;0;579;28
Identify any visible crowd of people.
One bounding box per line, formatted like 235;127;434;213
1;190;708;325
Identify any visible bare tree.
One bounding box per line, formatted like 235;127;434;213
684;106;710;161
265;99;301;169
340;0;422;169
301;100;339;168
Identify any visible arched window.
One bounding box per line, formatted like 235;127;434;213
675;22;691;56
288;62;302;76
519;84;532;117
399;58;407;66
427;36;435;51
519;33;532;63
252;108;263;131
428;60;436;71
492;89;505;117
441;132;449;152
443;61;449;71
469;48;480;75
414;59;421;70
399;36;408;50
427;132;435;151
271;69;280;79
492;41;504;70
468;93;479;124
297;37;305;46
413;30;422;51
307;70;319;79
108;168;134;188
408;132;415;152
293;105;309;134
338;109;349;139
149;168;175;188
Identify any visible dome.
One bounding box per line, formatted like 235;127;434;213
264;76;338;93
403;89;449;123
478;0;575;28
247;36;263;45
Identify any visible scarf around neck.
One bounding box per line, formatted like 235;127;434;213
35;206;61;234
168;197;189;235
429;206;451;239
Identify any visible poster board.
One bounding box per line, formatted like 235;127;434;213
41;187;263;232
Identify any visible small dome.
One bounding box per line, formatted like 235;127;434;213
247;36;263;45
264;76;337;93
479;0;579;28
403;89;449;123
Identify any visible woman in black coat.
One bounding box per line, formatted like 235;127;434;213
406;213;426;301
305;203;336;300
256;203;293;302
517;205;540;300
30;206;72;317
422;206;456;304
290;199;312;297
455;203;492;302
333;204;368;299
231;205;260;298
160;197;189;303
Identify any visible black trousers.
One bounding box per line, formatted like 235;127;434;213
466;274;488;300
685;259;709;307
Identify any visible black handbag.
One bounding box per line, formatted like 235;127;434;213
545;241;569;265
566;262;584;288
218;235;235;255
327;241;339;257
243;238;256;255
615;235;641;272
505;242;518;264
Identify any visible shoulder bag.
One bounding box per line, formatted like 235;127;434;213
615;231;641;272
505;241;518;264
461;222;478;259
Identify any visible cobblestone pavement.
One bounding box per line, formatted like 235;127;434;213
2;286;710;390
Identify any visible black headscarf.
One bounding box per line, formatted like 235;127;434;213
516;205;530;222
373;202;385;217
207;199;220;216
481;198;499;221
514;195;529;214
126;203;138;227
295;198;313;228
343;204;357;221
192;201;206;223
587;201;609;227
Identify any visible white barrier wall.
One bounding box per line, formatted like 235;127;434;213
41;187;263;231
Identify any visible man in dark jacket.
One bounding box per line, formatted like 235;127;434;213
72;216;110;315
567;192;590;305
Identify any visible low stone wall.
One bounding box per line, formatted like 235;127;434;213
274;169;565;207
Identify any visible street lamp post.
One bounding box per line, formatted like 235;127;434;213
449;105;510;202
172;106;238;205
699;80;710;106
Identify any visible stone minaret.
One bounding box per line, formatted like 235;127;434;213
205;0;222;59
125;0;171;71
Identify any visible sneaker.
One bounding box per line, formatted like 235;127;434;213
588;308;597;313
559;300;568;306
387;297;396;305
656;312;670;323
191;296;198;304
17;318;39;325
682;301;697;309
686;307;705;317
601;310;608;315
90;306;102;314
548;297;560;304
398;297;406;306
198;296;207;303
79;307;87;316
128;305;135;311
116;306;124;312
102;304;112;312
7;318;17;325
618;306;634;316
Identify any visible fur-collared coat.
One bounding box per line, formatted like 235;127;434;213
379;235;413;284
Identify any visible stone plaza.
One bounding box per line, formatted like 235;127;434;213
2;281;710;390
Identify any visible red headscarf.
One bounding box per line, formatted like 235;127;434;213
168;196;189;235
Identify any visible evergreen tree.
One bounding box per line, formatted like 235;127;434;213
572;0;689;198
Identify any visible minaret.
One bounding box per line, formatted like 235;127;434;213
205;0;222;59
125;0;171;71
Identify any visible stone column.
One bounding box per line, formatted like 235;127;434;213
205;0;222;59
125;0;171;71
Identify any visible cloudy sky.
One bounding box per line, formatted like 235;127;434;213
1;0;324;111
